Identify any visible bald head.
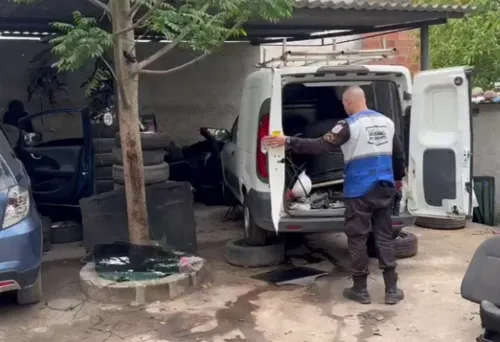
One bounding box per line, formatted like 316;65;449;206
342;86;368;115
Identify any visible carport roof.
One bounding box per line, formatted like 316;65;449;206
0;0;474;41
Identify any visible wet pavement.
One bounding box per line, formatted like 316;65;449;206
0;206;494;342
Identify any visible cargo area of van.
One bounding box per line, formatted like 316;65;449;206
276;79;406;217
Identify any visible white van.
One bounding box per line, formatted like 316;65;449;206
221;64;472;246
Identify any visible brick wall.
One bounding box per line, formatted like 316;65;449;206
361;31;420;74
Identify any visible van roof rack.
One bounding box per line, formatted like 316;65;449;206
257;38;397;68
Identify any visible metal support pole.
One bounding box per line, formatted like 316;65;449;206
420;25;430;70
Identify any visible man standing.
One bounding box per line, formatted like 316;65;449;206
263;86;406;305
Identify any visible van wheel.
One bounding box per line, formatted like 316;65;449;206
17;270;42;305
243;198;268;246
415;216;466;230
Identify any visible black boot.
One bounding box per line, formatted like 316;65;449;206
343;275;371;304
383;269;404;305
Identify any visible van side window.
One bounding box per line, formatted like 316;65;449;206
230;117;239;142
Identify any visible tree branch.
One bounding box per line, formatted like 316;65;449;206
138;18;245;76
87;0;110;13
136;30;190;71
136;3;212;71
115;0;162;36
139;52;209;75
100;57;118;83
129;2;142;18
99;56;130;107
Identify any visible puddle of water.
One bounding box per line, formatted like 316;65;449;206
356;309;395;342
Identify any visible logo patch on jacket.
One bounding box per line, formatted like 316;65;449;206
365;125;389;145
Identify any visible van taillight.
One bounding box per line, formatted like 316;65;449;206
257;114;270;179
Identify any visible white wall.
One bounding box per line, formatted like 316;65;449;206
0;41;261;145
472;104;500;223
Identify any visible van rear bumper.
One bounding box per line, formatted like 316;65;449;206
246;189;415;233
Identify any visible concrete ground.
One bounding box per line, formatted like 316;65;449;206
0;206;496;342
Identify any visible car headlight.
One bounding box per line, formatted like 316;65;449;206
2;185;30;229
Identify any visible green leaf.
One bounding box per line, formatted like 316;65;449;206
417;0;500;88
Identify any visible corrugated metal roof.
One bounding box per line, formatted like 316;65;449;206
295;0;473;14
0;0;474;38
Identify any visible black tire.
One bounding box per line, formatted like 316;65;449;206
112;162;170;185
95;166;113;180
112;147;165;166
93;138;114;153
367;225;402;257
51;221;83;244
415;216;466;230
96;179;114;194
367;229;418;259
91;123;118;139
95;152;114;167
224;238;285;268
42;216;52;253
394;231;418;259
114;132;170;150
17;270;42;305
243;197;269;246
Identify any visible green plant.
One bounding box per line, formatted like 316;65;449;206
416;0;498;88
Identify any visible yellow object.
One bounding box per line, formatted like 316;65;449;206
271;131;282;137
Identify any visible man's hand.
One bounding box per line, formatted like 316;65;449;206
395;181;403;190
262;135;287;148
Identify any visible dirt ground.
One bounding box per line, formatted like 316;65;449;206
0;206;495;342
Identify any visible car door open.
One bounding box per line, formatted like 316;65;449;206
18;108;93;205
267;70;285;233
407;67;472;219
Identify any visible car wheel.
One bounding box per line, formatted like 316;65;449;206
95;152;114;167
224;238;285;267
243;198;268;246
415;216;466;230
114;132;170;150
17;270;42;305
95;166;113;180
91;123;118;139
112;163;170;185
51;221;83;244
93;138;114;153
112;147;165;166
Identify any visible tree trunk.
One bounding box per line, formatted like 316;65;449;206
110;0;150;245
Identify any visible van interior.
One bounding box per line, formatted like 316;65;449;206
280;80;404;216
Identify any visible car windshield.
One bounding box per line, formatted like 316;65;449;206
0;155;16;191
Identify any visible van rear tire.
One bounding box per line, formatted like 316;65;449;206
243;197;268;246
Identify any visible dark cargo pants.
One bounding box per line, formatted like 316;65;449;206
344;182;397;276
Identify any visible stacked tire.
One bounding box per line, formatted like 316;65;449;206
112;132;169;189
92;123;118;194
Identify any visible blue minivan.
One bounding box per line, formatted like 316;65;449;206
0;125;42;305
